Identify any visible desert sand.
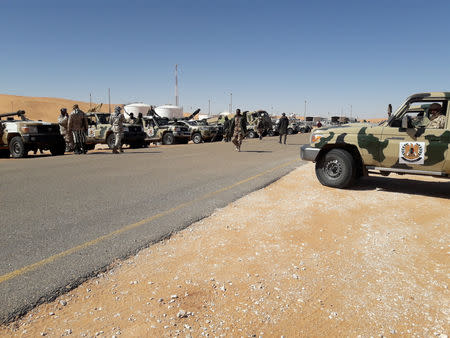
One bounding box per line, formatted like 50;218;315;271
0;94;113;123
1;163;448;337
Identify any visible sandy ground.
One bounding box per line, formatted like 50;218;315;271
1;163;449;337
0;94;114;123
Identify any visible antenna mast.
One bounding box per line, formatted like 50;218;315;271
175;64;179;106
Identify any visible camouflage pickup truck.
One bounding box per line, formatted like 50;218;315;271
300;92;450;188
85;112;146;149
142;115;191;145
0;111;65;158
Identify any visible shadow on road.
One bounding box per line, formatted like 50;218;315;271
241;150;273;153
87;151;162;155
352;176;450;199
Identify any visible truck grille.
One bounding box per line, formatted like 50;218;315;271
36;125;59;133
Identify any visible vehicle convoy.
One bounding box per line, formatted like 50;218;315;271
85;112;146;149
0;110;65;158
300;92;450;188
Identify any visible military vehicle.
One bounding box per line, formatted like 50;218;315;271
142;112;191;145
301;92;450;188
0;110;65;158
85;112;146;149
177;119;221;144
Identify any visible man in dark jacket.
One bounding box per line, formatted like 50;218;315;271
278;113;289;144
230;109;247;151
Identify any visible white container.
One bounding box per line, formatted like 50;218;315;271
124;103;152;119
155;105;183;119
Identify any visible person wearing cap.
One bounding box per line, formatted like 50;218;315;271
278;113;289;144
58;108;72;152
426;103;446;129
230;108;247;151
68;104;88;154
109;106;125;153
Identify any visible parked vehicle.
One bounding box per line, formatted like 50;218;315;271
0;110;65;158
301;92;450;188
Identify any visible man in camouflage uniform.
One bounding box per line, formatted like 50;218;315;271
230;109;247;152
426;103;446;129
110;106;125;154
68;104;88;154
58;108;72;152
256;116;264;140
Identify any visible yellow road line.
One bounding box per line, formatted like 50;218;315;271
0;159;299;284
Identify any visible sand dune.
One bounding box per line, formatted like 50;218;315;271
0;94;114;123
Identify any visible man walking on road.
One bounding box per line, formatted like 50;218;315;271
68;104;88;154
110;106;125;154
278;113;289;144
230;109;247;152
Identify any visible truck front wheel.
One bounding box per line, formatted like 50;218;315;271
315;149;355;188
9;136;27;158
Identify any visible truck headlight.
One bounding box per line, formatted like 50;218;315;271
21;126;38;133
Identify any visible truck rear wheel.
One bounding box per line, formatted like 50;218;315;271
106;134;115;149
162;132;174;145
315;149;355;188
9;136;27;158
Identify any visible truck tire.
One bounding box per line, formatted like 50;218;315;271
106;133;115;149
50;142;66;156
192;133;202;144
9;136;27;158
162;132;174;145
315;148;355;188
248;130;256;138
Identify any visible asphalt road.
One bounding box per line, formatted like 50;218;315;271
0;133;308;323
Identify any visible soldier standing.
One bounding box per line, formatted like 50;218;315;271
134;112;144;126
256;116;264;140
127;112;136;124
110;106;125;154
223;116;230;142
230;109;247;152
58;108;72;152
68;104;88;154
278;113;289;144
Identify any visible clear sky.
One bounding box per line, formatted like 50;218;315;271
1;0;449;118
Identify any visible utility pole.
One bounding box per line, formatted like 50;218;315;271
304;100;307;119
108;88;111;113
230;92;232;113
350;104;353;120
175;64;179;106
89;93;92;110
208;99;210;116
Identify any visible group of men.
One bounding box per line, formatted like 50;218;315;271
222;109;290;152
58;104;126;154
